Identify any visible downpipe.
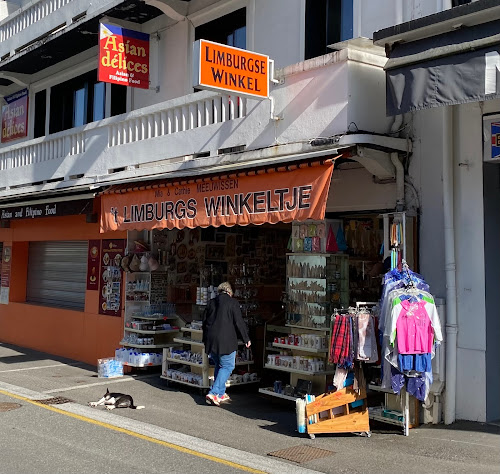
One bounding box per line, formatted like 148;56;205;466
442;106;458;425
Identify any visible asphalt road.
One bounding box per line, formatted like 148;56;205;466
0;392;255;474
0;343;499;474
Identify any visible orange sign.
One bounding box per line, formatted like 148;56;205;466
193;39;269;99
100;162;334;232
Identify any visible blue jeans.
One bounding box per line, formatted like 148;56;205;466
209;351;236;397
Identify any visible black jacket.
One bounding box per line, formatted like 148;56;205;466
202;293;250;355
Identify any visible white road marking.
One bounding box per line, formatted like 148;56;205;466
43;374;158;393
419;435;499;449
0;363;67;373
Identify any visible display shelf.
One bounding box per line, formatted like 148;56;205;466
124;328;179;335
285;324;330;331
266;324;291;333
264;364;335;376
120;341;179;349
160;375;209;389
132;315;178;321
368;384;394;394
165;357;203;367
272;342;328;353
368;407;405;427
235;360;254;366
258;387;298;401
225;378;260;387
180;327;203;334
123;361;161;367
173;337;205;347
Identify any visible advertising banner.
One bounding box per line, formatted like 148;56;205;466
1;89;28;143
87;240;101;291
99;239;125;316
0;246;12;304
98;23;150;89
100;161;334;232
193;39;269;99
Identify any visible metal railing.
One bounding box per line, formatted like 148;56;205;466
0;0;74;43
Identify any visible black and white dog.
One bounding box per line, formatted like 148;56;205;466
88;388;145;410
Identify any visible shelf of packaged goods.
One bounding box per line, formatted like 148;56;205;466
124;328;179;334
131;315;178;321
264;364;335;376
165;357;204;367
288;288;327;293
120;342;179;349
235;360;254;366
125;300;150;304
258;387;298;401
286;277;327;281
285;324;330;331
173;337;205;347
368;407;404;427
180;327;203;334
225;378;260;387
160;375;209;389
266;345;282;352
122;361;161;368
271;342;328;353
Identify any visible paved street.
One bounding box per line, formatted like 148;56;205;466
0;343;498;474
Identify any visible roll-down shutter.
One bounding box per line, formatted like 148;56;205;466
27;241;87;311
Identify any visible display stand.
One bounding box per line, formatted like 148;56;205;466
304;385;371;439
260;252;348;399
367;384;410;436
121;230;184;368
162;324;259;394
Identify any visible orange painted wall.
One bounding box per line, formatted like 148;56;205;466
0;214;127;366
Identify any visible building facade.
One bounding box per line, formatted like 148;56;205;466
1;0;485;423
374;0;500;423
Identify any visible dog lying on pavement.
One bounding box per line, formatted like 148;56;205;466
88;388;145;410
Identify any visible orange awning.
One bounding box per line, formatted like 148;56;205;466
100;158;335;233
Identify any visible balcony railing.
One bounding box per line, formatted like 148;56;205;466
0;0;74;43
0;90;250;192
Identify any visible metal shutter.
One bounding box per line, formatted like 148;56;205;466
27;241;87;311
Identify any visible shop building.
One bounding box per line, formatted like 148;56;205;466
0;0;465;426
374;0;500;424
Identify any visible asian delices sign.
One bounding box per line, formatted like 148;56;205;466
1;89;28;143
98;23;150;89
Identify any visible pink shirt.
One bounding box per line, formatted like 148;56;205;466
395;300;434;354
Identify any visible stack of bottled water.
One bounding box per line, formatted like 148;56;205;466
97;358;123;378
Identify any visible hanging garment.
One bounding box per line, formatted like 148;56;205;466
356;312;378;362
329;314;354;368
390;300;443;354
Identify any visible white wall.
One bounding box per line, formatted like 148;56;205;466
411;100;491;422
253;0;304;68
354;0;452;39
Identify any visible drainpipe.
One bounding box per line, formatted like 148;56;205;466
391;152;405;211
442;106;458;425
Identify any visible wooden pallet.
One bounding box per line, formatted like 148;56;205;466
305;386;370;438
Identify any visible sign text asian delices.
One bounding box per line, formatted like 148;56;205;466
98;23;150;89
1;89;28;143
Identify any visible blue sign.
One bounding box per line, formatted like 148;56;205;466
492;122;500;160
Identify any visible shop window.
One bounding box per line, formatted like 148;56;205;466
26;241;88;311
305;0;353;60
34;90;47;139
452;0;471;6
195;8;246;49
48;70;126;135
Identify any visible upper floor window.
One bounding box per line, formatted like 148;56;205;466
34;70;127;138
305;0;353;60
195;8;246;50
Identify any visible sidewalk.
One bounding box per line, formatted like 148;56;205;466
0;342;498;473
